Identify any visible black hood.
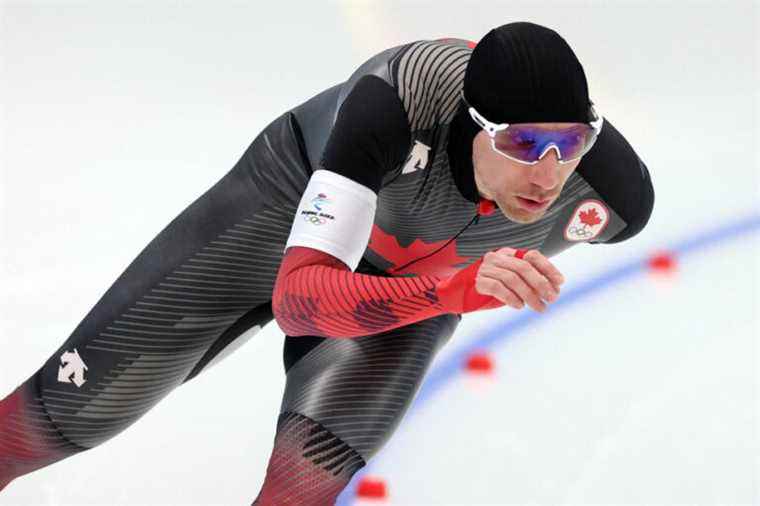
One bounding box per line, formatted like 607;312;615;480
446;99;482;205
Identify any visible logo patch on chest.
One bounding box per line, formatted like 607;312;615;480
564;199;610;242
401;140;431;174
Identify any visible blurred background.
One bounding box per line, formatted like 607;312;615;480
1;1;757;504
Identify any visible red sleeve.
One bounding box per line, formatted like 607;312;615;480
272;246;505;338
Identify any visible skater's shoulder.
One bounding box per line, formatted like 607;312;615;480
339;38;473;131
576;117;655;244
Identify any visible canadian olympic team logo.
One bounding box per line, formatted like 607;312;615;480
564;199;610;242
300;192;335;226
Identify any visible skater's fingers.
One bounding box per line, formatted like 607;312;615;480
479;261;547;313
474;275;524;309
483;250;559;308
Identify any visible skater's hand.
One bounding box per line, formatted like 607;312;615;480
435;248;565;314
475;248;564;313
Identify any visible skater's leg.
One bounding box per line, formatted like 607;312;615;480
0;304;277;493
0;113;307;491
253;312;460;505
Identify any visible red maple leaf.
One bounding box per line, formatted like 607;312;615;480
579;208;602;227
368;224;470;277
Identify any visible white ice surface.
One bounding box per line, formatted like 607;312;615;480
1;2;757;505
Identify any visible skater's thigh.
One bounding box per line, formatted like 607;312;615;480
280;312;460;462
35;113;308;448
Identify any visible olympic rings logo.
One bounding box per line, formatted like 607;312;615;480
567;224;594;238
304;214;327;226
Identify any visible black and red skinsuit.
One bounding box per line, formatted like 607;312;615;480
0;38;653;503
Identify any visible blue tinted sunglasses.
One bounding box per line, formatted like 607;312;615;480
463;92;604;165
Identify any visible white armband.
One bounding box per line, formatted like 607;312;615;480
284;170;377;271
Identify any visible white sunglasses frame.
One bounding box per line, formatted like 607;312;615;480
464;92;605;166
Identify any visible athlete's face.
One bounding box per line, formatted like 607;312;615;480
472;127;582;224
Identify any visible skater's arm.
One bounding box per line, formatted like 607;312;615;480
271;246;503;338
